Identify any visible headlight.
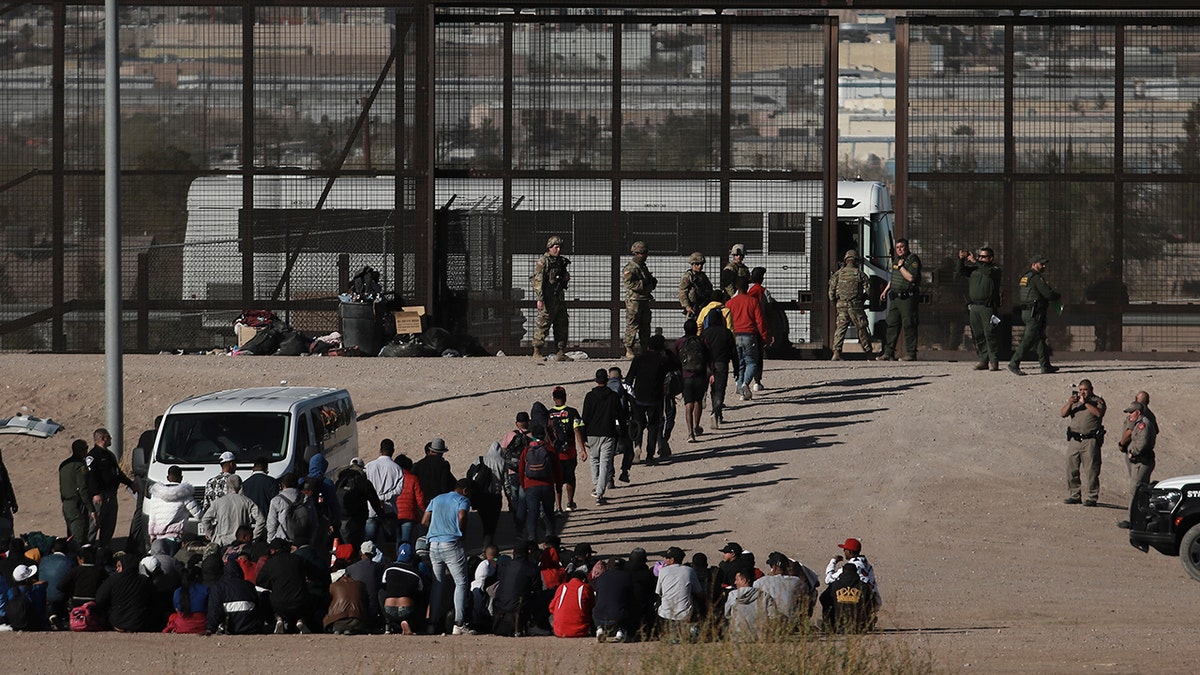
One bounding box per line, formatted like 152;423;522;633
1148;489;1182;512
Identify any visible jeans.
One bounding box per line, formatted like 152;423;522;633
429;540;470;628
397;520;418;546
735;334;760;392
365;513;397;546
522;485;556;542
710;362;729;417
587;436;617;498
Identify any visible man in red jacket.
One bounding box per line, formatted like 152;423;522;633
519;430;562;544
549;569;595;637
724;277;770;402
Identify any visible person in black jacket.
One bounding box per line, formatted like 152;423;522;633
57;544;108;607
86;428;138;549
626;547;657;640
592;557;633;642
257;538;317;634
625;336;672;465
412;439;457;502
94;553;155;632
206;556;262;635
491;541;541;636
701;300;735;429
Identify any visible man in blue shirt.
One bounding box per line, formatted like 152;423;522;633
421;478;475;634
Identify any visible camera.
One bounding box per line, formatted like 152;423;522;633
1071;389;1078;397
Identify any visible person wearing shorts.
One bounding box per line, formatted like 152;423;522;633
674;319;713;443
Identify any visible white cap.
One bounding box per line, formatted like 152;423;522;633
219;451;236;464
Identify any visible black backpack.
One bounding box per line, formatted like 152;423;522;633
6;586;32;631
281;492;314;544
679;336;705;372
523;442;552;480
466;456;497;496
336;470;368;516
501;432;528;473
546;409;573;457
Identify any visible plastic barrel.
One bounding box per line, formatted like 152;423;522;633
339;302;383;355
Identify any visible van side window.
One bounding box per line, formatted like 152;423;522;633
298;412;313;457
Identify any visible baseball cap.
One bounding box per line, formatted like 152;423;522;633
1124;402;1145;413
766;551;790;568
361;540;384;563
219;451;236;464
396;542;415;563
720;542;743;555
1032;253;1050;265
841;537;862;554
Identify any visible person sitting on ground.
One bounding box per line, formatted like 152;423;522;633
492;541;541;637
724;567;779;640
139;555;180;632
205;555;261;635
94;552;156;632
716;541;755;592
57;544;107;609
823;537;881;608
819;561;875;633
655;546;703;642
627;547;657;640
379;542;426;635
257;538;316;634
324;562;370;635
145;465;203;544
549;568;595;638
6;564;49;631
39;538;72;628
592;557;632;643
346;540;385;629
470;544;500;631
163;558;209;634
754;551;818;624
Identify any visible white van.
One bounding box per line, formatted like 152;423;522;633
144;386;358;511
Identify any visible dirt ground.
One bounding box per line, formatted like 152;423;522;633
0;352;1197;673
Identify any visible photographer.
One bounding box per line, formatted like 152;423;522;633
1060;379;1106;507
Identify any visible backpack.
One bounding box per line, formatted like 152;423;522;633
523;441;552;480
6;587;31;631
336;470;368;516
546;409;573;458
466;456;498;496
679;336;705;372
281;492;314;544
69;600;105;632
501;432;528;473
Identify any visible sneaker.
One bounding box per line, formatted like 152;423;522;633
612;629;627;643
296;620;312;634
1063;497;1082;505
830;351;843;361
742;386;753;401
566;502;577;512
590;489;599;498
1007;363;1025;376
274;619;288;634
400;620;413;635
710;414;720;430
694;425;703;436
752;382;763;392
596;496;607;506
597;627;607;643
619;471;630;483
452;624;479;635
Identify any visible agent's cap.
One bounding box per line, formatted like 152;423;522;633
1124;402;1145;413
1032;253;1050;265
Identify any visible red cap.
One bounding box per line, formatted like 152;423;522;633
840;538;862;554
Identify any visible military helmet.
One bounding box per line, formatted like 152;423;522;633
546;235;564;249
730;243;746;257
631;241;648;254
844;249;860;260
688;252;705;265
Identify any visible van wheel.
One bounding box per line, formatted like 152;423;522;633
1180;523;1200;581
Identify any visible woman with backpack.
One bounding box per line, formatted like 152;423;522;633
673;319;714;443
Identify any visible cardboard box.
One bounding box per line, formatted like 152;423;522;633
394;306;428;335
235;323;262;347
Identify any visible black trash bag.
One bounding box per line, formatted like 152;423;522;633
274;331;310;356
380;337;438;358
241;325;283;355
422;327;452;354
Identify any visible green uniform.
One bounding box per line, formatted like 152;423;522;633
1008;268;1060;370
678;269;714;317
828;263;874;354
531;251;570;350
58;454;90;543
622;258;656;351
721;261;750;299
882;252;922;359
956;257;1003;366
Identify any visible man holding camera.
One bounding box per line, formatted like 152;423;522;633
1060;379;1106;507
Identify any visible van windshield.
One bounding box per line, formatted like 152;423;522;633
156;412;290;464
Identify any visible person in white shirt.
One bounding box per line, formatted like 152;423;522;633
824;537;881;607
365;439;404;548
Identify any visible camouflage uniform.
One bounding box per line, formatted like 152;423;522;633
678;254;714;318
531;236;571;358
622;242;656;354
828;251;875;358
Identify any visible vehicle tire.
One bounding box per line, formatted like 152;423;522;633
1180;523;1200;582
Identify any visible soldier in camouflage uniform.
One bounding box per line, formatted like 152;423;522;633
622;241;657;359
531;235;572;361
678;252;714;319
956;246;1003;371
828;249;875;360
1008;254;1061;376
721;243;751;300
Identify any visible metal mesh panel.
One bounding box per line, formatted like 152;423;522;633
908;23;1006;173
730;24;825;172
513;22;613;172
438;20;505;170
1125;25;1200;174
620;24;720;172
1014;24;1115;173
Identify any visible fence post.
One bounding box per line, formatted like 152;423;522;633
137;252;149;352
338;254;350;296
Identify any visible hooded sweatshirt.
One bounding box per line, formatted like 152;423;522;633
145;481;203;539
307;454;341;524
723;585;778;639
207;558;260;634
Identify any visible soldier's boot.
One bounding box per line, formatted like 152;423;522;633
555;347;573;362
623;348;636;359
532;345;543;361
830;351;843;361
